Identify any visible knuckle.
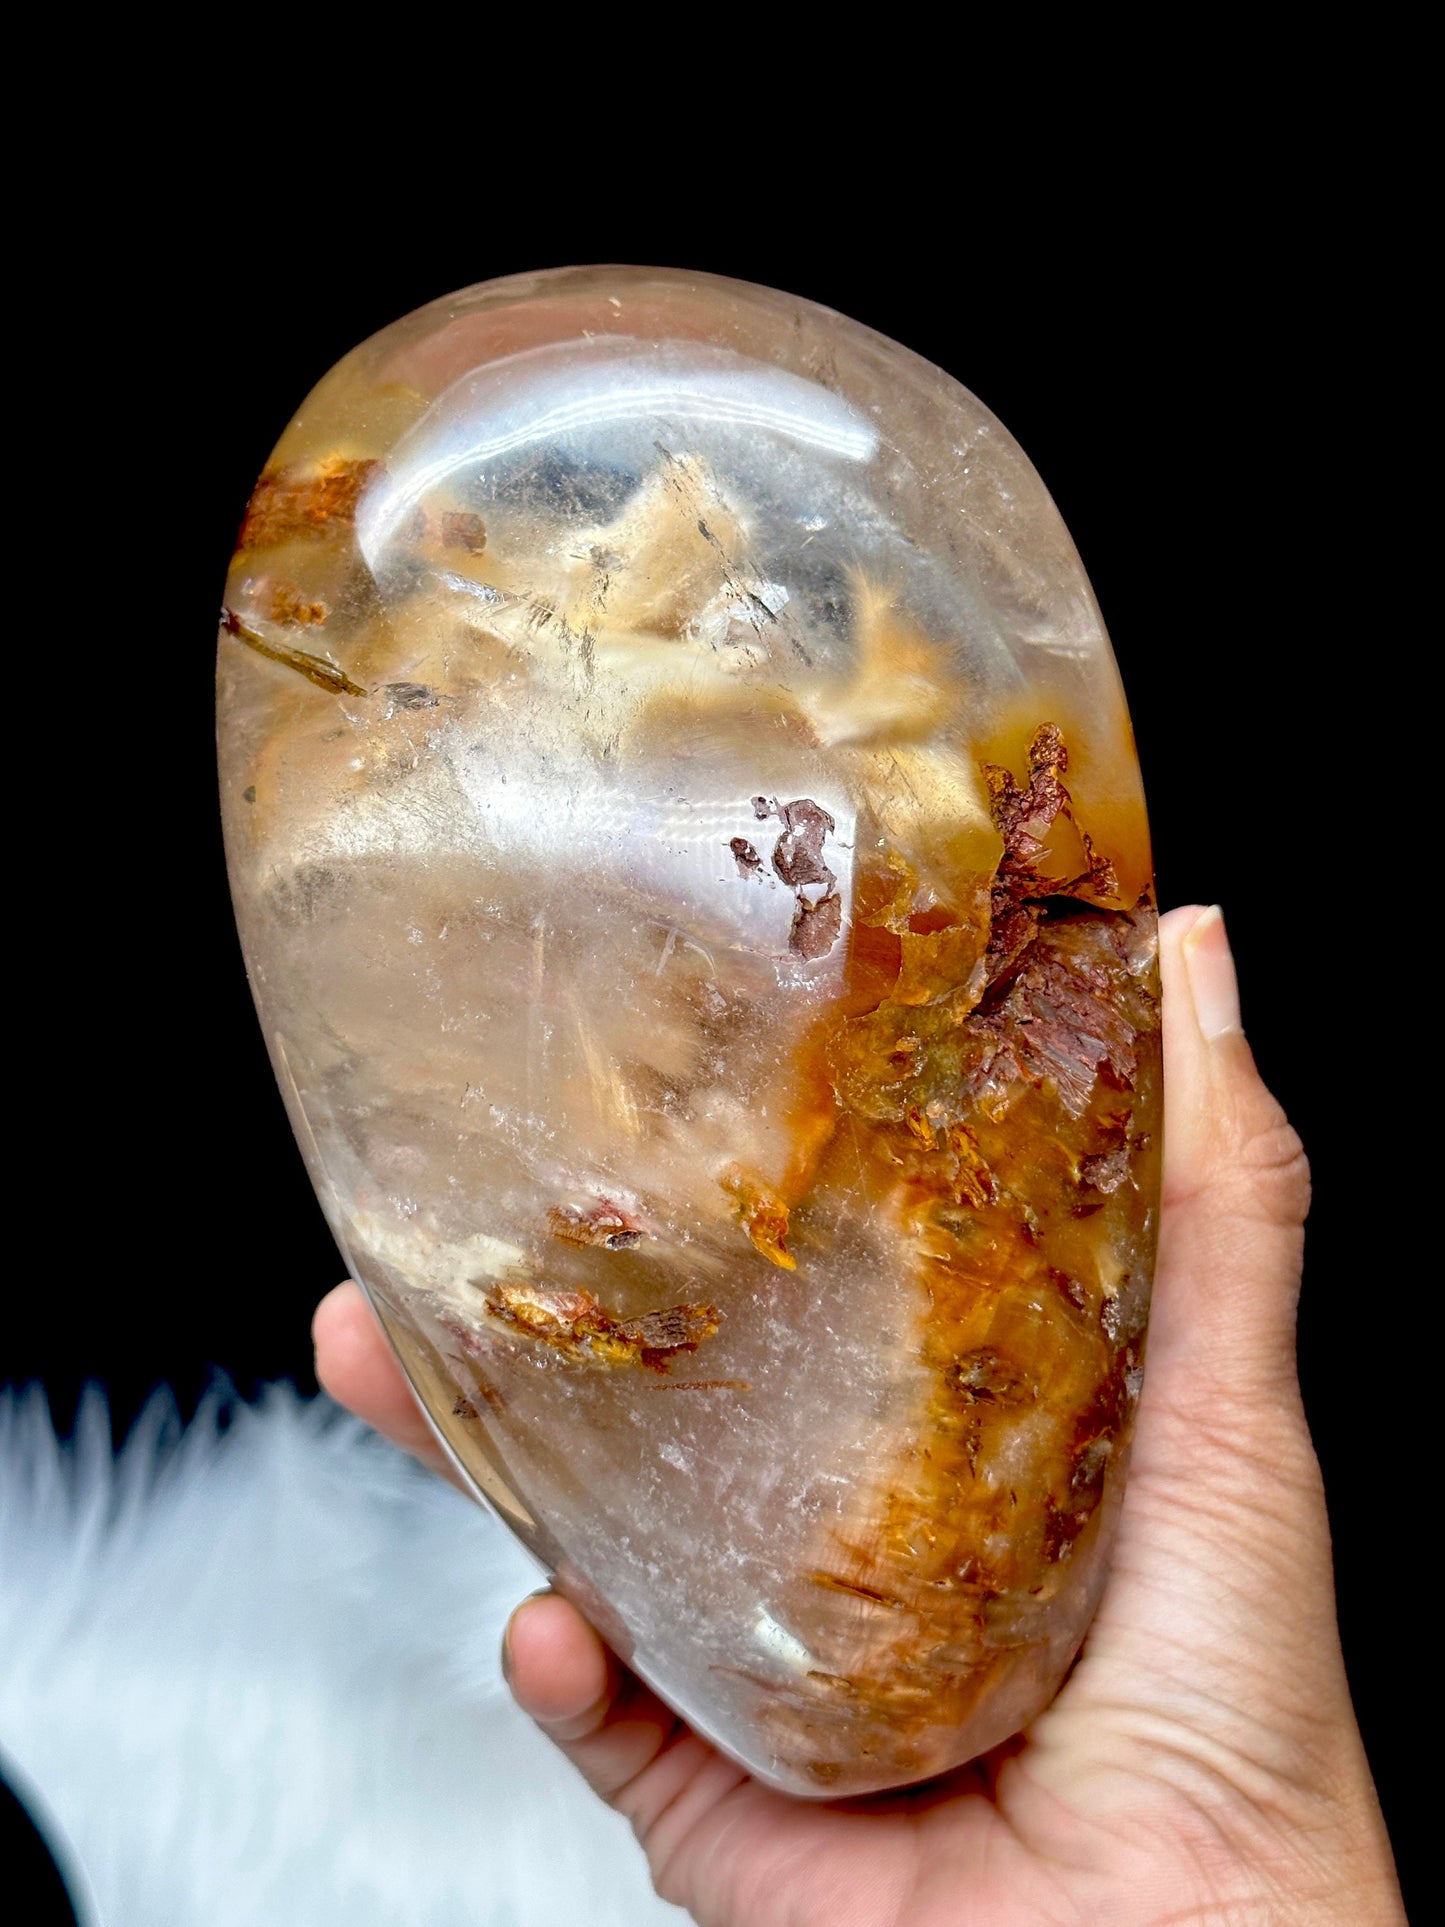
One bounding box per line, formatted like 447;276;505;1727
1234;1118;1312;1227
1212;1087;1311;1228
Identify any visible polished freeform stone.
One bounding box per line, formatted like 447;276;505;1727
218;269;1161;1797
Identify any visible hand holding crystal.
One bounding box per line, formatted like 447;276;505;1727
314;906;1403;1926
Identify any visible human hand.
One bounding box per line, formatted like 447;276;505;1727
314;906;1403;1926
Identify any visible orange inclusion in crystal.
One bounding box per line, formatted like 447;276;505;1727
732;727;1159;1790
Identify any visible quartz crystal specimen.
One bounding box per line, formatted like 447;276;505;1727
218;268;1160;1798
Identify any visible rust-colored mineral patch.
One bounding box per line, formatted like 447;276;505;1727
441;509;488;554
264;582;330;627
548;1199;646;1250
236;456;381;551
720;1165;797;1269
484;1281;720;1371
745;726;1159;1788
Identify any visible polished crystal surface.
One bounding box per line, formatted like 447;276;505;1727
218;267;1161;1797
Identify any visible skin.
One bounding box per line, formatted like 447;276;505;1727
314;906;1404;1926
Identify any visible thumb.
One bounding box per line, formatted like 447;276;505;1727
1149;903;1312;1414
1035;910;1399;1917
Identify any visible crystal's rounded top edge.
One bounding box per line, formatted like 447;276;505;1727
400;262;849;323
327;265;1019;435
276;262;1013;467
262;263;1108;620
322;262;816;370
360;265;1046;483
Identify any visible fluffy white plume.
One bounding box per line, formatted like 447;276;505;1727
0;1383;680;1925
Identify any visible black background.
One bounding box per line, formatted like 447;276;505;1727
12;171;1415;1903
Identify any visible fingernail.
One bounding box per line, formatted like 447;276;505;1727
1182;904;1242;1040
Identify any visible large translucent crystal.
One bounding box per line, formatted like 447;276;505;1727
218;268;1160;1797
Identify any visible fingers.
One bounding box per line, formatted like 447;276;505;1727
1151;904;1312;1409
312;1281;461;1485
503;1591;739;1833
